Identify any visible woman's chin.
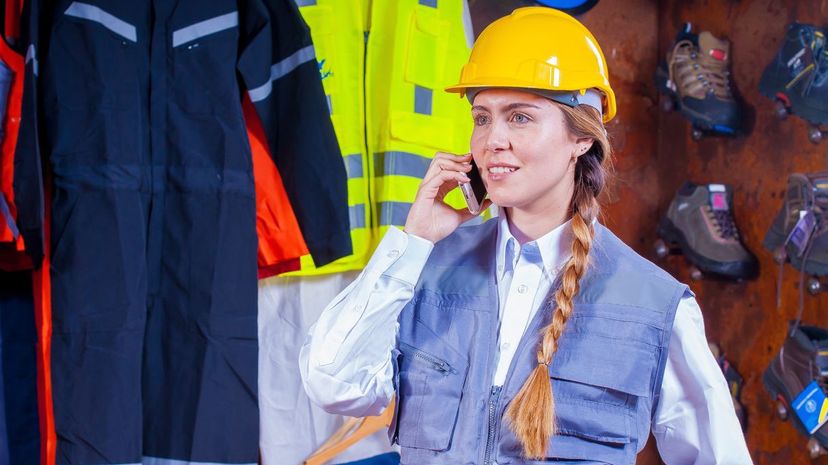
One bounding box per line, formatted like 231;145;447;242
488;194;519;209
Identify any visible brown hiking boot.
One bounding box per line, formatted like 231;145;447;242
657;182;758;280
763;323;828;453
764;172;828;277
656;23;741;137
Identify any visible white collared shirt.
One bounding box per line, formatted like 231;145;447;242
299;219;753;464
492;216;571;385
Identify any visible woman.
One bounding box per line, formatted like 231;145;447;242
300;7;751;465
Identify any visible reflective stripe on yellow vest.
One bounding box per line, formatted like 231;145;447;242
288;0;473;276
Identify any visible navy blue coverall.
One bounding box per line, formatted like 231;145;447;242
12;0;351;463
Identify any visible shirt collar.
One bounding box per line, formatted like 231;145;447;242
495;213;573;282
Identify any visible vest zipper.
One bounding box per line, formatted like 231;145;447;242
400;342;458;375
486;301;555;464
483;385;502;465
413;351;457;375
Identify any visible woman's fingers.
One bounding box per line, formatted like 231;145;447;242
418;169;470;202
422;153;472;184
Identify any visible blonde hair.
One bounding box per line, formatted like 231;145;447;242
504;103;612;459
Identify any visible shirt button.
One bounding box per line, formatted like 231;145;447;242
517;284;528;294
387;249;400;259
501;342;511;351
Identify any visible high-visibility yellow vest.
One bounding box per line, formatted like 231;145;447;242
289;0;474;276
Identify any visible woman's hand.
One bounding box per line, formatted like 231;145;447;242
404;152;492;244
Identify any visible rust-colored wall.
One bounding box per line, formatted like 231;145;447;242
656;1;828;464
468;1;828;464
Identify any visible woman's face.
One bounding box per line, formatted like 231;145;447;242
470;88;590;217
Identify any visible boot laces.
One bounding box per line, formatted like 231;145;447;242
669;39;732;99
799;27;828;92
704;205;739;240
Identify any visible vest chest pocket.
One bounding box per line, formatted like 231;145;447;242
395;341;468;451
528;338;657;462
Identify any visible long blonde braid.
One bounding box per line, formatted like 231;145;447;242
505;104;612;459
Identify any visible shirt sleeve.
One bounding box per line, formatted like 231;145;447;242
299;227;433;417
236;0;351;267
653;293;753;465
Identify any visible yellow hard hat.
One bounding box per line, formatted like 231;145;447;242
446;7;617;122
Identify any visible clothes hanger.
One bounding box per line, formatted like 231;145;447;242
303;397;396;465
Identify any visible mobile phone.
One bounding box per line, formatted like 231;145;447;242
460;156;487;215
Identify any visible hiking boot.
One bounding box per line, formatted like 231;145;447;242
763;172;828;276
656;23;741;138
760;23;828;143
709;342;747;431
763;323;828;447
658;182;758;280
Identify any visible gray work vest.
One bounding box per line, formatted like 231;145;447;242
390;220;688;465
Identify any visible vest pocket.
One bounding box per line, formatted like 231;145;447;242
395;341;468;451
521;338;656;463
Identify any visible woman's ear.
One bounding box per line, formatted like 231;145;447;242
573;138;595;159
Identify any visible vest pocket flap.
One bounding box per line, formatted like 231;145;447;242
549;337;655;398
558;424;631;444
390;111;457;152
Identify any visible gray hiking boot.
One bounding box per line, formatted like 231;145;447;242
658;182;758;280
764;172;828;276
763;323;828;452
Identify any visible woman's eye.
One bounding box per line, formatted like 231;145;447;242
511;113;529;123
474;114;490;126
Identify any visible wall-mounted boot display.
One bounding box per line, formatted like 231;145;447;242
760;23;828;144
763;323;828;459
764;172;828;295
656;182;758;281
656;23;742;140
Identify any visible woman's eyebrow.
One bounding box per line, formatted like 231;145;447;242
502;102;541;111
471;102;542;112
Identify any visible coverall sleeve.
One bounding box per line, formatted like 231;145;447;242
653;293;754;465
299;227;433;417
11;0;45;266
236;0;351;267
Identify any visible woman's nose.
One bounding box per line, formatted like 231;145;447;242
484;121;509;152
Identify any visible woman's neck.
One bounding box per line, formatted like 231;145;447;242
505;204;570;245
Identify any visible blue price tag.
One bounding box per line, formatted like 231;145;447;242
793;380;828;434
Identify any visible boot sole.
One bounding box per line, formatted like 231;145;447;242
657;216;758;280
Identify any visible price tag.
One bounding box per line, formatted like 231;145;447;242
785;210;816;257
793;380;828;435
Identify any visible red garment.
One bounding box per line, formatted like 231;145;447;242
4;0;21;42
32;180;55;465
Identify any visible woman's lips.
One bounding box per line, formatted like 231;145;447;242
486;165;519;181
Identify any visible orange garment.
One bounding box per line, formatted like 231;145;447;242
0;30;25;254
243;96;308;279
